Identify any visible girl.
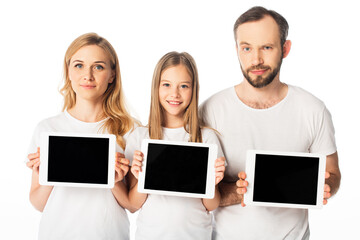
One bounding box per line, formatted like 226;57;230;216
26;33;136;240
125;51;226;240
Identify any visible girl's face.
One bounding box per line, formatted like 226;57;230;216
68;45;114;104
159;64;193;127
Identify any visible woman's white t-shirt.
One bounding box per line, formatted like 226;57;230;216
124;126;223;240
28;111;130;240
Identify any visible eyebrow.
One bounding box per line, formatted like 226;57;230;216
71;60;108;65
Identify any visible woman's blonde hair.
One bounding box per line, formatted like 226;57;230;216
60;32;135;149
148;51;202;142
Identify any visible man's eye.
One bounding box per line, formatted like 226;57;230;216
243;47;251;52
75;64;83;69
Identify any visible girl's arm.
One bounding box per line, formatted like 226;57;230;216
28;148;53;212
202;157;226;211
128;150;148;211
111;152;138;213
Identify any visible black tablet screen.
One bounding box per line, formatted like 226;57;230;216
253;154;319;205
48;136;109;184
144;143;209;194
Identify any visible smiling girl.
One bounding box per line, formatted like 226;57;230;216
125;51;226;240
26;33;136;240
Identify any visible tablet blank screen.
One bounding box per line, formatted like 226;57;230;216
253;154;319;205
48;136;109;184
144;143;209;194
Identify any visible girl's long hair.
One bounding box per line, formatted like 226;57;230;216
60;32;136;149
148;51;202;142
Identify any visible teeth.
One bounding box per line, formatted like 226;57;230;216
168;101;180;105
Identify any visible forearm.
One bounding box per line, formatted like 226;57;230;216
29;171;53;212
128;182;148;211
111;181;137;213
218;181;242;207
202;185;220;211
327;171;341;196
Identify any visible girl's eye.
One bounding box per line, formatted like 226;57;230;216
162;83;170;87
95;65;104;70
75;64;83;69
180;84;189;89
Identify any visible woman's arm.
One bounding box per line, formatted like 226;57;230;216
28;148;53;212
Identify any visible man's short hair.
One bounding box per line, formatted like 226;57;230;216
234;6;289;46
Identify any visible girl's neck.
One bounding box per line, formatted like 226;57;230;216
163;115;184;129
67;99;104;123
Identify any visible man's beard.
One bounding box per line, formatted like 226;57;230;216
241;57;283;88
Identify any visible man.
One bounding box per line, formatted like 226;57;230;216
200;6;341;240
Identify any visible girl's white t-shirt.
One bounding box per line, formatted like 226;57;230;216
28;111;130;240
124;126;224;240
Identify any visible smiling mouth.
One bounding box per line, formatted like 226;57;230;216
167;100;182;105
80;85;96;89
250;69;269;75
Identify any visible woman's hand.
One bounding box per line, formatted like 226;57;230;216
114;152;130;183
130;150;144;179
215;157;226;185
27;147;40;174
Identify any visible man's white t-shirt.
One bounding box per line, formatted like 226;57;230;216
200;85;337;240
124;126;224;240
28;111;130;240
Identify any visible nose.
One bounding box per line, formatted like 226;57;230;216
251;49;264;66
83;67;94;81
170;86;180;98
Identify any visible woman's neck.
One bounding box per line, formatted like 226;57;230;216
67;99;105;123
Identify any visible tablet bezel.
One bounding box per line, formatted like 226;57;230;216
244;150;326;209
138;139;217;199
39;132;116;188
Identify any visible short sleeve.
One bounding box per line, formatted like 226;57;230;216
309;106;337;155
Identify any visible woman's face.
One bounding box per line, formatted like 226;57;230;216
68;45;114;103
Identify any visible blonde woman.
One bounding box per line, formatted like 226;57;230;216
26;33;136;240
125;51;226;240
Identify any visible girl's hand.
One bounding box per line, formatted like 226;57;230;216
131;150;144;179
215;157;226;185
115;152;130;183
27;147;40;174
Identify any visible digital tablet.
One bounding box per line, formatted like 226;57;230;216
138;139;218;199
244;150;326;209
39;132;116;188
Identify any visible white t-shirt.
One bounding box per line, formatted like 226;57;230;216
28;111;130;240
200;85;337;240
124;126;224;240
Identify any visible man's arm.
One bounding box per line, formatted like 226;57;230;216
324;151;341;204
218;172;248;207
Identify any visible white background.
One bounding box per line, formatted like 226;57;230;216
1;0;358;239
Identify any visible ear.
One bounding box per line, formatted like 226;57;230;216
282;40;292;59
109;71;115;84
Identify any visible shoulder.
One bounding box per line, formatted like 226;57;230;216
288;85;326;112
201;87;234;109
34;112;67;132
126;126;149;142
201;127;220;143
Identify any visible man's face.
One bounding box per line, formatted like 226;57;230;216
235;16;284;88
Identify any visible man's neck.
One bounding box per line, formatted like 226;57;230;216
235;79;288;109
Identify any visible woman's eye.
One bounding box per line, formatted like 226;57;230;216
180;85;189;89
75;64;83;69
95;65;104;70
163;83;170;87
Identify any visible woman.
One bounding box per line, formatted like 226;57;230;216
26;33;136;240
